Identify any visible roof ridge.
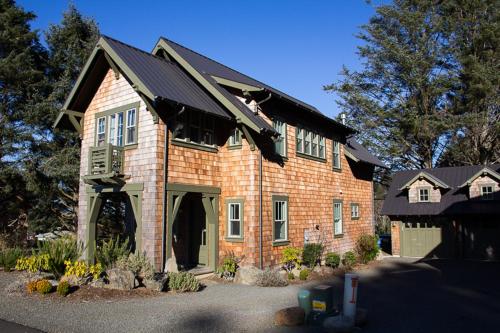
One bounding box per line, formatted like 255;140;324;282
396;163;500;174
102;34;175;65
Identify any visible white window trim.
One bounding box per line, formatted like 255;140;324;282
334;200;343;236
273;199;288;242
418;187;430;202
273;119;287;157
351;203;360;219
480;185;494;201
333;141;341;169
227;202;242;238
126;108;137;145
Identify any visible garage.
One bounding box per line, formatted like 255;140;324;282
400;218;455;258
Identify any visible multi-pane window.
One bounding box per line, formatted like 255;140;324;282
351;203;360;219
228;128;241;147
419;188;430;202
174;110;216;147
273;119;286;157
97;117;106;146
333;200;343;236
296;126;325;159
333;141;341;169
273;196;288;242
227;202;243;238
95;103;139;148
480;185;494;200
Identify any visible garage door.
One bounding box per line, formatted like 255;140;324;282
401;220;453;258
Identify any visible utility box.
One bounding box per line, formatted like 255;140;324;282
308;284;336;325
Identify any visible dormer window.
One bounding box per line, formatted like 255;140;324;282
418;188;430;202
480;185;494;200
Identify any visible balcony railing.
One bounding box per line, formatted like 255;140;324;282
88;144;124;177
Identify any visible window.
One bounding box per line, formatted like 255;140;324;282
480;185;494;200
273;119;287;157
351;203;360;220
296;126;325;160
272;196;288;243
333;200;343;236
173;109;216;147
418;188;430;202
228;128;242;147
333;141;341;169
226;200;244;239
94;102;139;148
97;117;106;146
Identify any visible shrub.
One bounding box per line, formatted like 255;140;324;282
64;261;103;280
287;272;295;280
255;269;288;287
57;281;70;296
302;243;324;267
95;236;130;270
217;252;240;279
36;279;52;294
342;251;357;269
116;253;154;280
26;280;39;293
325;252;341;268
167;272;200;292
355;234;379;264
299;269;310;281
0;247;24;271
281;247;302;273
16;254;50;273
37;236;84;278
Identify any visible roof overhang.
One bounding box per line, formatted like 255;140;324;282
459;167;500;187
399;171;450;190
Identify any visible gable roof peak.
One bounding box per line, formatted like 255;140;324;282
399;171;450;190
459;166;500;187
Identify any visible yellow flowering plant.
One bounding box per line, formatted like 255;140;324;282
15;254;50;273
64;261;103;280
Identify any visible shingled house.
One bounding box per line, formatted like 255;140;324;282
382;164;500;261
54;35;385;272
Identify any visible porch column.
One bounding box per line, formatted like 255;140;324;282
127;191;143;254
86;192;103;263
166;191;186;260
202;194;219;271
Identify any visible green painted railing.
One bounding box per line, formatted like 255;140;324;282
88;144;124;176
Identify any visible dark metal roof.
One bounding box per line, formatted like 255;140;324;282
381;164;500;217
345;138;387;168
103;36;232;119
158;37;354;134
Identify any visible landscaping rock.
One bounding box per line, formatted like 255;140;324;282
355;308;368;327
105;268;136;290
60;274;85;286
313;266;334;276
291;267;301;278
323;315;355;333
90;279;106;288
5;280;25;295
277;270;288;281
164;258;178;273
234;266;261;285
274;306;305;326
48;279;59;288
143;278;167;292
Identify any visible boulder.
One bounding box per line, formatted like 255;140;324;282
143;277;167;292
291;267;301;278
234;266;261;285
277;269;288;281
355;308;368;327
105;268;136;290
48;279;59;288
89;279;106;288
274;306;305;326
323;315;355;333
60;274;85;286
313;266;334;276
164;258;178;273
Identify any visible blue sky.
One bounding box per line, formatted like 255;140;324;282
18;0;379;118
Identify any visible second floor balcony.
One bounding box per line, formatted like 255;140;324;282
82;144;126;185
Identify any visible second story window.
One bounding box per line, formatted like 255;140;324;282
173;109;216;147
480;185;494;200
273;119;287;157
418;188;430;202
296;126;325;160
94;102;139;148
228;128;242;147
126;108;137;144
97;117;106;146
333;141;341;169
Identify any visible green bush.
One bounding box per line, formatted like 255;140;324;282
57;281;70;296
355;234;379;264
299;269;310;281
342;251;357;269
95;236;130;269
287;272;295;280
37;236;84;278
0;248;24;271
255;269;288;287
36;279;52;294
325;252;341;268
281;246;302;272
167;272;200;292
302;243;324;267
216;251;240;279
116;252;154;280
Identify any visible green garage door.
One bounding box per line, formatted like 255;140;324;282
401;220;453;258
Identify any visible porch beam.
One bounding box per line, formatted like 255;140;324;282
167;183;221;194
241;125;256;151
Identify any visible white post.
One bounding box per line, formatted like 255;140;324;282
343;273;359;319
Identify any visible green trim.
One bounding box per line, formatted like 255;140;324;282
95;102;140;118
332;167;342;173
459;167;500;188
400;171;450;190
272;118;287;158
344;148;359;163
416;186;431;202
171;139;218;153
137;91;159;124
225;198;244;241
94;102;140;147
85;193;103;263
103;52;121;80
350;203;360;220
334;234;344;239
272;195;289;243
296;152;326;163
127;191;143;254
86;183;144;193
211;75;263;92
228;144;242;150
167;183;221;194
53;109;85;131
332;141;342;170
240;125;256;151
228;128;242;148
333;199;343;237
154;39;262;133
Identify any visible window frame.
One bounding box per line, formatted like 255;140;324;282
273;118;287;158
295;125;326;162
418;187;430;202
351;203;360;220
333;199;343;237
96;116;106;146
228;127;242;149
94;102;139;149
272;195;289;246
333;141;341;170
125;108;137;145
480;184;494;201
172;109;217;152
225;198;244;241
